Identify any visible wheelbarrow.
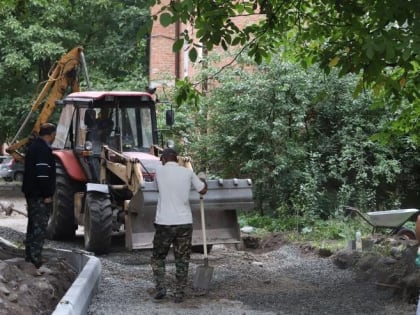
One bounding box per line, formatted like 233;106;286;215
344;206;420;240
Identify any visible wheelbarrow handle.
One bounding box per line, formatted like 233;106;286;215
344;206;375;227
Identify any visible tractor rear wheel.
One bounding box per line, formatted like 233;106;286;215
84;191;113;254
47;161;79;240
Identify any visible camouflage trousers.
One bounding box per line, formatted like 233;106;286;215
25;198;51;263
151;223;193;297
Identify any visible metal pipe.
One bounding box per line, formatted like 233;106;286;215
80;51;92;90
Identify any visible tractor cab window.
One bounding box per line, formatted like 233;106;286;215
140;107;153;149
96;109;114;142
74;107;112;154
109;106;154;152
53;104;75;149
74;104;154;153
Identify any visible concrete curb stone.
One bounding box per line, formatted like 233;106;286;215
51;249;101;315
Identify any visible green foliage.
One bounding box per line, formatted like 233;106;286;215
239;213;278;231
0;0;150;144
174;79;201;108
174;56;419;223
239;211;371;242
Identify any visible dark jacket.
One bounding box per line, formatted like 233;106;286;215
22;137;56;199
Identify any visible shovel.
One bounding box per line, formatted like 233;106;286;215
192;195;214;293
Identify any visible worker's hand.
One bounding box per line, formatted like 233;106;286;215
198;172;206;181
197;172;207;194
44;197;53;204
181;156;191;163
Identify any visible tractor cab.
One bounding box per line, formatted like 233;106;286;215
54;91;158;155
53;91;162;183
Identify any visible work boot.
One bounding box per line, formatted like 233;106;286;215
33;260;42;269
25;255;43;268
31;257;43;269
154;287;166;300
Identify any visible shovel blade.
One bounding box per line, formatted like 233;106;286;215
192;265;214;293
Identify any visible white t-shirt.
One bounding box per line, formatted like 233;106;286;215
155;161;205;225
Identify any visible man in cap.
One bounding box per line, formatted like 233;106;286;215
22;123;57;268
151;148;207;303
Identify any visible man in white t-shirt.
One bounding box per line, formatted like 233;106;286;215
151;148;207;303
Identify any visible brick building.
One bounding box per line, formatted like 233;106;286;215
149;1;263;93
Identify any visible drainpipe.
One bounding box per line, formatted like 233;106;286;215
175;20;180;79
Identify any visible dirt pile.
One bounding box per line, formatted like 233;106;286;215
0;257;76;315
0;235;76;315
332;235;420;304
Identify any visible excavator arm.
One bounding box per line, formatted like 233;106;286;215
7;46;89;161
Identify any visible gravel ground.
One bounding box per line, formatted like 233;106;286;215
0;189;418;315
85;237;417;315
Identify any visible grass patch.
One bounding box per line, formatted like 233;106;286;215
239;212;373;247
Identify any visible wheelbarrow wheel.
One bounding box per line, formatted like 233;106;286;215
396;228;416;240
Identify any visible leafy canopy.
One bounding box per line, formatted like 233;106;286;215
182;57;418;222
0;0;150;144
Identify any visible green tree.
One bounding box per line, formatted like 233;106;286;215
182;57;414;220
0;0;150;144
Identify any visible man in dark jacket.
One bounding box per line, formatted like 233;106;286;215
22;123;57;268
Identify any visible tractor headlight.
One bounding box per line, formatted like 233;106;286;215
166;139;175;148
85;141;93;151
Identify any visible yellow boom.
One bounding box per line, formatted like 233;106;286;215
7;46;89;161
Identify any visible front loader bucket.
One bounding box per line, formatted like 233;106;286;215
124;178;254;250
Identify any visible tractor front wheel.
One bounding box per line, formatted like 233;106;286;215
84;191;113;254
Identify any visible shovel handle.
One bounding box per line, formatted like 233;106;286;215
200;195;208;258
